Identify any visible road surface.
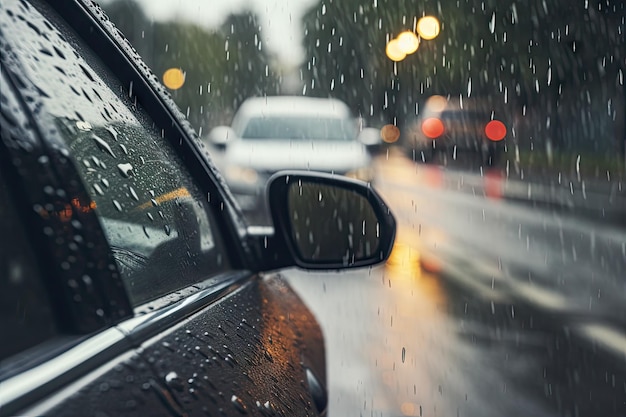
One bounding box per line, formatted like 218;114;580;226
285;149;626;416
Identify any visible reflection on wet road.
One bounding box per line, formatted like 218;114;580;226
286;150;626;416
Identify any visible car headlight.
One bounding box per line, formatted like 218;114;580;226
345;166;374;182
225;166;259;185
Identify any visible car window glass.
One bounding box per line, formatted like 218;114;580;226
241;117;356;140
1;0;230;306
0;168;57;363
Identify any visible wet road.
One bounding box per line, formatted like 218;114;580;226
285;150;626;416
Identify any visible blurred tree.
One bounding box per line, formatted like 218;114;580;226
102;0;280;134
301;0;624;165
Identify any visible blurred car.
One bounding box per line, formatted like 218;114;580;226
403;95;508;166
0;1;396;417
206;96;379;224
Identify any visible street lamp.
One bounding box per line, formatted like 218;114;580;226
162;68;185;90
397;31;419;54
416;16;440;40
386;39;406;62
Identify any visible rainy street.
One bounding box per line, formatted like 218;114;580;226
286;150;626;417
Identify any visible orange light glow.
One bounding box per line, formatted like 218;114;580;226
71;197;97;213
162;68;185;90
421;117;445;139
485;120;507;141
484;169;504;200
385;39;406;62
380;124;401;143
425;95;447;112
417;16;440;40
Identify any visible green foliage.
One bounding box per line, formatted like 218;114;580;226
300;0;624;148
102;0;280;133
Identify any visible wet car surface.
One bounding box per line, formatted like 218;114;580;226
0;1;396;416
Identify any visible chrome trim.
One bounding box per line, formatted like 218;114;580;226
116;271;251;344
0;272;251;416
0;328;128;416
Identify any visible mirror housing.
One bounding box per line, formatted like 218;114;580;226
207;126;236;149
248;171;396;271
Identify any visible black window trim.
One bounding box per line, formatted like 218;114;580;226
0;270;251;417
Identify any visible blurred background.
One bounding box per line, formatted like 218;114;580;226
98;0;625;415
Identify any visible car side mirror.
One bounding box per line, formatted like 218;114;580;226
207;126;236;149
249;171;396;270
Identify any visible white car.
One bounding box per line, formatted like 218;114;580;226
206;96;379;224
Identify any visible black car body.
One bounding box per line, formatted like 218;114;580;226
0;1;395;416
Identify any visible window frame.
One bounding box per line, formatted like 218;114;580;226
0;0;261;413
44;0;251;271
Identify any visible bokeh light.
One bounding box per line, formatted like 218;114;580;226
421;117;445;138
380;124;401;143
417;16;440;40
162;68;185;90
397;31;419;54
485;120;507;141
424;95;447;112
385;39;406;61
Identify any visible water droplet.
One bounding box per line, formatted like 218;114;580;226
105;126;119;141
76;121;92;131
231;395;247;414
129;186;139;201
92;134;116;158
164;224;171;236
112;199;123;212
402;347;406;363
93;183;104;196
117;163;134;177
165;371;184;391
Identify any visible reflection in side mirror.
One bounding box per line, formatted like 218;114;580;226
288;181;379;264
267;171;396;269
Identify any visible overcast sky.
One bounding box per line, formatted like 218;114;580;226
103;0;318;66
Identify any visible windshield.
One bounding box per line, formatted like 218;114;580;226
98;0;625;415
240;117;357;140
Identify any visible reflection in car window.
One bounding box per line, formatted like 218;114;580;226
1;0;230;306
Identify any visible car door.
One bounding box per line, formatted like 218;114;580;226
0;0;327;416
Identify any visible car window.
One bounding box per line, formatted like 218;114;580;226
0;168;57;362
1;0;230;306
241;117;356;140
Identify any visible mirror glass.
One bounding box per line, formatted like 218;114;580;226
287;181;380;264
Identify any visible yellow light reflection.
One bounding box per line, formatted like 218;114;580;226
385;39;406;62
162;68;185;90
380;124;401;143
386;242;422;279
417;16;440;40
397;31;419;54
136;187;191;210
400;402;420;416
